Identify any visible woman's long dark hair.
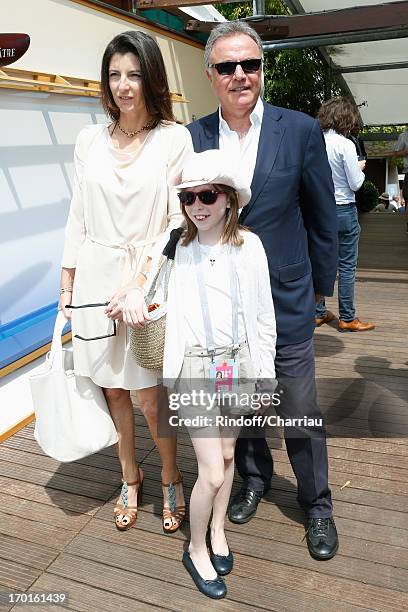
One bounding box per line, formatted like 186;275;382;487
100;30;174;126
317;97;359;136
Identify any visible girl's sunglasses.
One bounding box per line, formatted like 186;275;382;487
178;190;224;206
210;58;262;76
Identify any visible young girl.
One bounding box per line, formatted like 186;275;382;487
122;150;276;599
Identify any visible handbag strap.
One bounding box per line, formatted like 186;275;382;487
49;311;69;370
144;228;182;307
144;258;173;306
162;227;183;259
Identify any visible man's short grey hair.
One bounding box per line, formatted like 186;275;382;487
204;21;264;69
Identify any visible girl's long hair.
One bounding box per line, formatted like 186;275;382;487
181;185;247;247
100;30;174;126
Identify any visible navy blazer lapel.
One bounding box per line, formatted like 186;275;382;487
201;111;219;150
241;103;284;221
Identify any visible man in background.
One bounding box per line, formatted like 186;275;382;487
386;129;408;231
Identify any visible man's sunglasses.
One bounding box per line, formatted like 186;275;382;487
178;190;224;206
210;58;262;76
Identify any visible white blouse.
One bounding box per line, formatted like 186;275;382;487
61;121;193;390
182;241;246;348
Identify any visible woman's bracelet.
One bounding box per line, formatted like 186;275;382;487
60;287;73;295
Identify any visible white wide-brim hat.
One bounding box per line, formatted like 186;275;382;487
173;149;251;208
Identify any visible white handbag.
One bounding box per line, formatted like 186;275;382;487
30;311;118;462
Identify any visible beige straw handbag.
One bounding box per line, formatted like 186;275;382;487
130;257;173;370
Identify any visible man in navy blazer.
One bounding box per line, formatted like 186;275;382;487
187;21;339;560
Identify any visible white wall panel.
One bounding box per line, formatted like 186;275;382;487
1;0;216;122
0;90;103;326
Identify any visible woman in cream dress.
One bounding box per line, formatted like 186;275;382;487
59;31;192;531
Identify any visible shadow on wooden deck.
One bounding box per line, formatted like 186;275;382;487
0;215;407;611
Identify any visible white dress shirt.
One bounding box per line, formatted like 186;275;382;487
324;129;365;205
218;97;264;187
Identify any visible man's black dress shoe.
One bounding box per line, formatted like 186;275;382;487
228;488;262;524
305;517;339;560
207;531;234;575
182;551;227;599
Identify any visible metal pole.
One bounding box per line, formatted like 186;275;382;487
263;27;408;51
335;61;408;74
253;0;265;17
324;60;332;101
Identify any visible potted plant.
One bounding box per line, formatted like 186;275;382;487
356;180;379;213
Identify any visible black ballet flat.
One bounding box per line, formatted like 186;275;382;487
209;546;233;576
182;550;227;599
207;530;234;575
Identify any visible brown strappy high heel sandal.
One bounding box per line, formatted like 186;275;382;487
162;471;186;534
114;467;144;531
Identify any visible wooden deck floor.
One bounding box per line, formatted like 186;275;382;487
1;214;407;612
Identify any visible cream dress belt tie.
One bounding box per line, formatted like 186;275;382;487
86;234;160;284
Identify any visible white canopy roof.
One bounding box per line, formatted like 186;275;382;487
295;0;408;125
179;4;226;23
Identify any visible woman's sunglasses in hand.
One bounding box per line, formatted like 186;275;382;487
66;302;117;341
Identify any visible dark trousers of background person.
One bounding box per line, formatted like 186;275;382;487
234;337;333;518
403;174;408;232
403;173;408;203
316;203;360;322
